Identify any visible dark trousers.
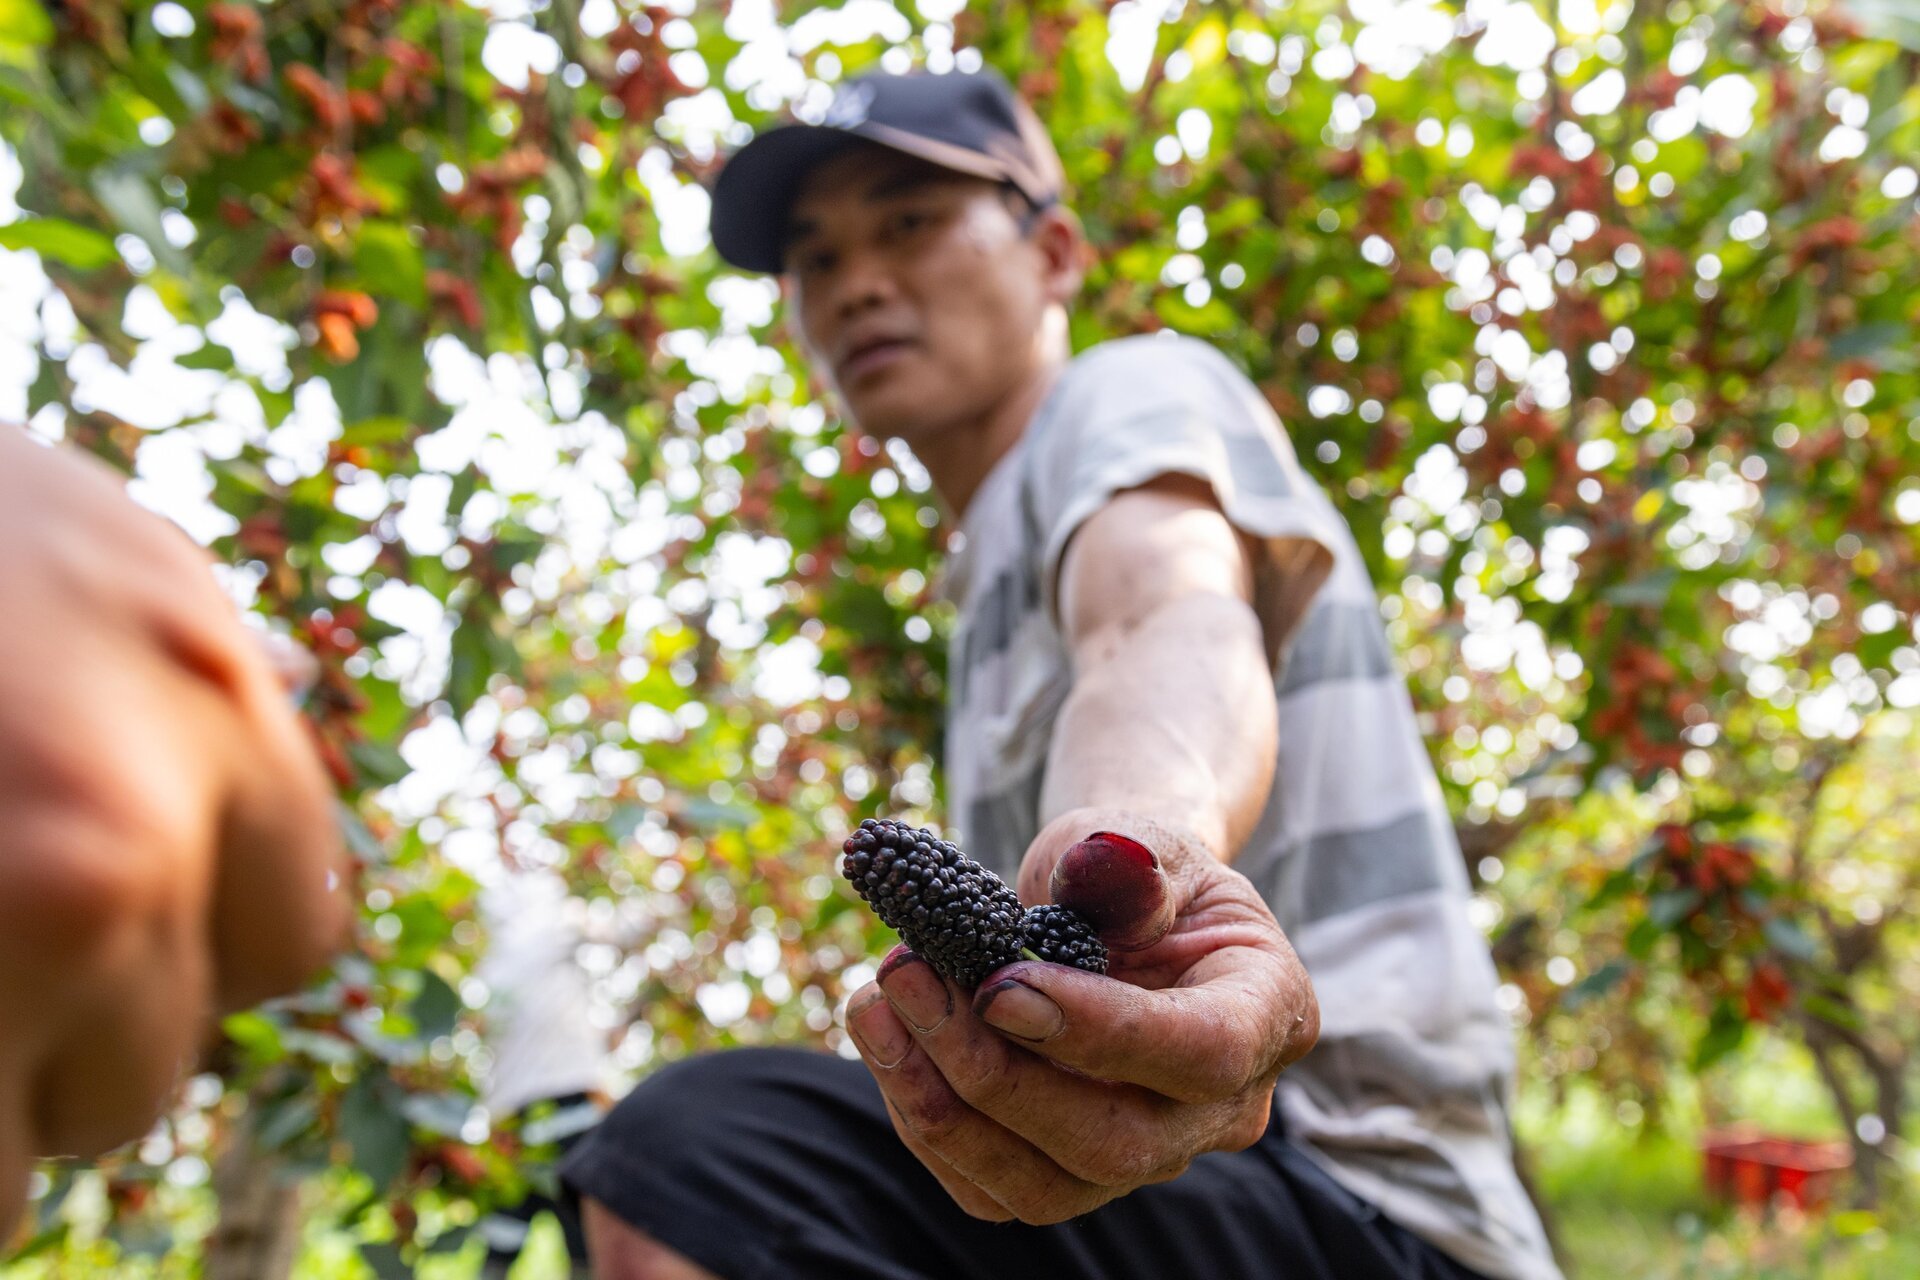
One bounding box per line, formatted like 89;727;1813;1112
560;1047;1487;1280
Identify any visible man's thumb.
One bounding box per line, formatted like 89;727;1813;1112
1049;832;1175;952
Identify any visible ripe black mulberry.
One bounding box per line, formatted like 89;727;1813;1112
841;818;1108;987
1021;903;1108;976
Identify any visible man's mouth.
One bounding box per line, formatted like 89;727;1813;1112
839;338;915;383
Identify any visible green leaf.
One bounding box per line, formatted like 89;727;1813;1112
359;1241;415;1280
164;63;210;115
254;386;295;427
254;1095;320;1151
0;0;51;60
107;1215;173;1258
222;1009;287;1061
177;341;235;371
33;1168;76;1229
1831;1210;1882;1237
491;534;543;569
0;66;38;108
1801;992;1866;1032
1562;959;1630;1010
342;1015;426;1065
373;312;432;420
0;217;119;269
347;738;412;786
1763;916;1819;962
354;221;427;309
410;970;462;1040
1646;888;1702;929
280;1028;359;1065
6;1225;72;1261
26;355;60;415
1584;869;1637;910
1827;321;1904;361
337;801;389;864
1692;999;1748;1070
399;1090;472;1137
682;796;756;830
90;167;186;274
423;1223;474;1255
339;414;421;448
447;625;491;719
340;1074;411;1190
1602;570;1677;608
522;1099;603;1146
608;803;650;842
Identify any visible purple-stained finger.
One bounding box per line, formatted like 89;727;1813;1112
1049;831;1175;952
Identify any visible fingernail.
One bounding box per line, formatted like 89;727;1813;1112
879;953;952;1034
877;944;919;982
975;979;1065;1042
850;992;911;1068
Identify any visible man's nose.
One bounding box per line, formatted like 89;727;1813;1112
831;243;895;321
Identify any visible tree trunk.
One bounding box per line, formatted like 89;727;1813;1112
204;1113;304;1280
1802;1013;1906;1208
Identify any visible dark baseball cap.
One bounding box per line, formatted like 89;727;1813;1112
710;67;1066;274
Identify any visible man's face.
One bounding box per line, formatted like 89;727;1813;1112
781;146;1060;443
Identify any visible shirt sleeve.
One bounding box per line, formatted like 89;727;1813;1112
1025;334;1343;668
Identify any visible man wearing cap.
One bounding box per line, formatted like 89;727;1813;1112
560;68;1561;1280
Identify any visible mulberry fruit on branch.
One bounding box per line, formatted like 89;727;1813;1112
841;818;1108;988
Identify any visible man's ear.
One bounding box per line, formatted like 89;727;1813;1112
1033;204;1087;306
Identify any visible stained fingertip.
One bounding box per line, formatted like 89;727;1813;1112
1050;832;1175;952
877;943;921;982
849;991;912;1068
973;978;1066;1042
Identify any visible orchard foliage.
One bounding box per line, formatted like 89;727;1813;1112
1;0;1917;1265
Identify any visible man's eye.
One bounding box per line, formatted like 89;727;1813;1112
889;209;931;235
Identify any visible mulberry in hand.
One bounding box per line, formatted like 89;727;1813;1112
841;818;1108;988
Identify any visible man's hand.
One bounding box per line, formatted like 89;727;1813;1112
845;807;1318;1224
0;429;350;1242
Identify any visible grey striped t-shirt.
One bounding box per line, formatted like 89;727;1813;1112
939;334;1561;1280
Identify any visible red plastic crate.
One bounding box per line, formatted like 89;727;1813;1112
1700;1128;1852;1210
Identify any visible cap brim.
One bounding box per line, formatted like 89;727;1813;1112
710;126;864;273
710;121;1020;274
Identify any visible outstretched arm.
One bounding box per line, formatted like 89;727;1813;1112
1036;473;1279;867
848;475;1320;1224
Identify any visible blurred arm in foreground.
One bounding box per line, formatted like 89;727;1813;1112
0;426;350;1242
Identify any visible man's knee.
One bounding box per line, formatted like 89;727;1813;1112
583;1046;839;1176
581;1197;722;1280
